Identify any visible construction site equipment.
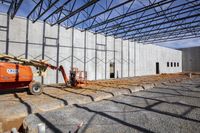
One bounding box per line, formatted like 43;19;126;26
0;54;87;95
70;67;87;87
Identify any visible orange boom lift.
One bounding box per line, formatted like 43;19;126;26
0;54;86;95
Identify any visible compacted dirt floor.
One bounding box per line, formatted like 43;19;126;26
0;73;197;132
24;77;200;133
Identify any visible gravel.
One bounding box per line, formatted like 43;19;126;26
24;78;200;133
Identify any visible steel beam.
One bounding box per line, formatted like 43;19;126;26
113;12;200;38
84;0;175;30
101;1;199;35
50;0;100;26
127;25;200;41
66;0;133;29
28;0;60;22
10;0;23;19
125;21;200;40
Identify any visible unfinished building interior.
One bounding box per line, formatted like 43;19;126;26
0;0;200;132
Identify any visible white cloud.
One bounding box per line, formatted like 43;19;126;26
157;38;200;49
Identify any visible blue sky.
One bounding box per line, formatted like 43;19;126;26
0;0;200;49
157;38;200;49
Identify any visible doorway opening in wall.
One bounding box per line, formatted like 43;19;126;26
110;62;115;78
156;62;160;74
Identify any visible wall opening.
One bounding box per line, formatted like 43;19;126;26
110;62;115;78
156;62;160;74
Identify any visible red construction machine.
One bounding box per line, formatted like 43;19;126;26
0;54;87;95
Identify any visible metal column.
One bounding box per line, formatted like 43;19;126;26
105;36;107;79
113;38;116;78
121;39;123;78
25;19;29;59
5;14;10;54
128;40;130;77
95;34;97;80
84;30;87;79
71;28;74;70
41;21;46;84
56;25;60;83
134;41;136;76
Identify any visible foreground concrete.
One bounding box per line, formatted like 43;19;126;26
23;78;200;133
0;74;189;132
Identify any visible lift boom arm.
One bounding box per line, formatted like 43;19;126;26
0;54;69;84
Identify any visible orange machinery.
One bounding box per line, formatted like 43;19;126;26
0;54;86;95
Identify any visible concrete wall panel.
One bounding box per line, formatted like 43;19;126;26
0;13;182;84
0;14;7;26
9;42;25;57
60;28;71;47
97;51;105;80
0;14;7;53
9;17;26;42
87;31;95;49
58;47;71;83
115;38;122;78
28;21;43;44
129;42;135;77
86;49;95;80
73;48;84;71
0;31;6;41
0;42;6;53
44;46;57;84
123;40;128;77
181;47;200;72
28;44;43;82
74;29;84;48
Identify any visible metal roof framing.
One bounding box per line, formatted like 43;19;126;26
0;0;23;18
0;0;200;43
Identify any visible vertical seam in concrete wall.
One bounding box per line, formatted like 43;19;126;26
95;34;97;80
6;14;10;54
56;25;60;83
71;28;74;70
84;31;87;79
42;21;46;84
121;39;123;78
105;36;107;79
25;19;29;59
128;40;130;77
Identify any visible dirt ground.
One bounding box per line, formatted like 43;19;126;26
24;77;200;133
0;73;194;132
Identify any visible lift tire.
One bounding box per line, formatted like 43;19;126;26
29;82;43;95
